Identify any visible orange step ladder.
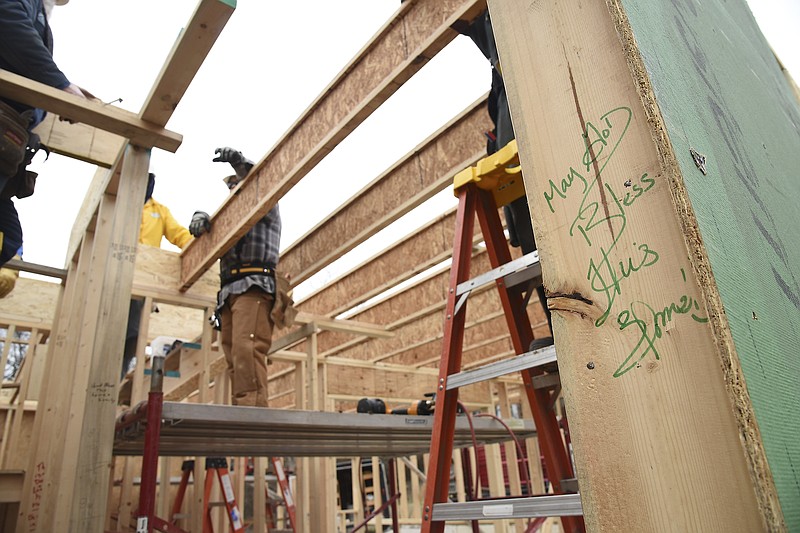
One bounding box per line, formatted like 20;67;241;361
265;457;297;532
420;140;585;532
170;458;244;533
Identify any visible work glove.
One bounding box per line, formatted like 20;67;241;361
189;211;211;237
0;263;19;298
213;147;254;179
212;147;244;166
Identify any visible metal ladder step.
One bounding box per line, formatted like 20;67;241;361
431;493;583;521
454;251;542;314
446;344;556;390
456;250;541;296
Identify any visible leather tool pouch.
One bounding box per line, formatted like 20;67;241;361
0;101;41;200
270;271;298;329
0;100;29;178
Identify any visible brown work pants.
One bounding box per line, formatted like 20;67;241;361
220;288;274;407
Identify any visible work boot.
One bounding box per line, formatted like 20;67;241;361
529;336;558;373
529;336;554;352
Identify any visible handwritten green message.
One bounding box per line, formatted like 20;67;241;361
542;106;707;377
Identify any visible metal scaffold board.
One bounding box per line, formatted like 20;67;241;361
431;494;583;521
114;402;535;458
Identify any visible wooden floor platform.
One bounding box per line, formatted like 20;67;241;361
114;402;535;458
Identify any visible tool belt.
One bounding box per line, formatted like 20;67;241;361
220;262;275;286
0;100;42;200
270;270;297;330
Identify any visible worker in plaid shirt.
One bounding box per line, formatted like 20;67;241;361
190;147;281;407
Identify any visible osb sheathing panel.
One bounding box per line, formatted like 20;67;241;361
146;303;204;344
387;319;512;370
134;245;218;301
618;0;799;526
279;100;489;285
297;209;462;316
387;298;546;370
326;363;489;403
315;274;450;355
335;290;503;362
314;252;495;355
0;277;59;325
181;0;486;286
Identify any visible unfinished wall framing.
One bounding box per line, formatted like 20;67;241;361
0;0;797;531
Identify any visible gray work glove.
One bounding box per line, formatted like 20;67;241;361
213;146;254;179
189;211;211;237
212;147;244;166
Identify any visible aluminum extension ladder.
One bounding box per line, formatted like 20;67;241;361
420;141;586;533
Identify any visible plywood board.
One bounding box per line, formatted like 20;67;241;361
619;0;800;527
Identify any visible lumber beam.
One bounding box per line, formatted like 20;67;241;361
295;314;393;339
32;113;124;168
279;98;489;286
140;0;236;125
0;69;181;152
3;258;66;281
488;0;794;530
180;0;489;289
64;166;111;265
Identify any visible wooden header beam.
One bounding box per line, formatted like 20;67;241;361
0;69;181;152
179;0;488;289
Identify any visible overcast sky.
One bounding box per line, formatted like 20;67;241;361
16;0;800;297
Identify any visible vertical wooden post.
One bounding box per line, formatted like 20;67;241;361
350;457;363;527
254;456;266;533
18;231;92;532
18;145;150;533
487;0;785;529
158;457;172;523
495;382;523;531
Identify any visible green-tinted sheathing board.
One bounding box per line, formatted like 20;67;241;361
622;0;800;528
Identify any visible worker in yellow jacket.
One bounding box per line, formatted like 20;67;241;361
121;173;192;380
139;173;193;249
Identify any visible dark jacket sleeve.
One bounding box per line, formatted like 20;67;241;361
0;0;70;89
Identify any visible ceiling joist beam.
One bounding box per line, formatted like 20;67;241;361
0;69;181;152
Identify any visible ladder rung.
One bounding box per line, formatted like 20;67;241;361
431;493;582;521
456;251;541;297
446;345;556;390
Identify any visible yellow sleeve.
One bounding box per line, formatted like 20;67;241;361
158;204;193;249
0;256;21;298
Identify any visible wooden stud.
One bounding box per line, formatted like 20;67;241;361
17;234;91;532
